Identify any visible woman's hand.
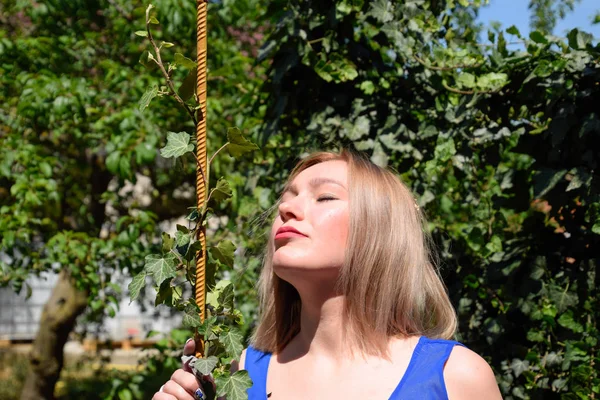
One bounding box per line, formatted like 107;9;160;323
152;338;215;400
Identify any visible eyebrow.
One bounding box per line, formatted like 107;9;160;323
284;177;347;195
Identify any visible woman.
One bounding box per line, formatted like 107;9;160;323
154;150;503;400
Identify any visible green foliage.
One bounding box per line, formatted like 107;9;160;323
1;0;267;397
249;0;600;398
123;4;260;396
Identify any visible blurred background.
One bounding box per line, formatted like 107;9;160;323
1;0;599;399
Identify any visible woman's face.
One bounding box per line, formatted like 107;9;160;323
271;160;349;280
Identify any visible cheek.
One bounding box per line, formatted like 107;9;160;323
316;207;349;245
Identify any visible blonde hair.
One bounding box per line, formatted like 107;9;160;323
251;150;457;356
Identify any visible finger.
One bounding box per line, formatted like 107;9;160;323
183;338;196;356
163;380;195;400
171;369;201;394
152;391;177;400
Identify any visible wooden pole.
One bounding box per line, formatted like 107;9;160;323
195;0;208;358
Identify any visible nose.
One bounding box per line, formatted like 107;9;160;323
278;197;305;222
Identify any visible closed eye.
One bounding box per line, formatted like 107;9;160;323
317;196;337;202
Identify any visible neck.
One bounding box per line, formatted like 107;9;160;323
286;279;349;360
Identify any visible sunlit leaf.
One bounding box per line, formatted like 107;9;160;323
128;273;146;302
226;128;258;158
210;240;235;268
144;253;177;287
160;132;195;158
139;85;158;111
216;371;252;400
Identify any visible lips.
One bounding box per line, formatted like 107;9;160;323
274;226;307;240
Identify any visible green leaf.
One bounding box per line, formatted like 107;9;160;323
226;128;259;158
160;132;195;159
175;230;191;247
219;329;244;360
139;85;158;112
210;240;236;268
178;69;197;102
144;253;177;287
367;0;394;23
182;309;202;328
193;356;219;375
134;30;148;37
162;232;175;253
434;138;456;162
198;316;217;338
128;272;146;302
184;240;203;261
557;311;584;333
510;358;529;378
174;53;196;69
217;282;234;310
149;16;159;24
161;41;174;48
567;28;593;49
359;80;375;94
39;162;52;177
210;177;233;204
457;73;476;89
506;25;521;37
529;31;548;44
106;152;120;174
534;169;567;198
155;278;175;306
217;370;252;400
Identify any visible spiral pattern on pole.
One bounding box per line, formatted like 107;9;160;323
195;0;208;357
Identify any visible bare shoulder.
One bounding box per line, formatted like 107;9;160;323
443;345;503;400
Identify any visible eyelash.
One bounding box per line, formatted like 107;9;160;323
317;196;337;202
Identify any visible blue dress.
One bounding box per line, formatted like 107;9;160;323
244;336;465;400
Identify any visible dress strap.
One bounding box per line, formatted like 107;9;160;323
244;346;272;400
388;337;466;400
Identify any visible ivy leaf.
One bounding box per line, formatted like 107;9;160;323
217;282;234;311
144;253;177;287
184;240;203;261
219;330;244;361
128;272;146;303
210;178;233;204
216;370;252;400
139;85;158;112
192;356;219;375
155;278;175;307
178;69;197;102
510;358;529;378
198;316;218;339
226;128;258;158
534;168;567;198
210;240;236;268
174;53;196;69
160;132;195;159
557;311;584;333
175;231;191;247
367;0;394;23
162;232;175;253
182;309;202;328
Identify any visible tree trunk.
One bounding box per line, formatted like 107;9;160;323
20;269;89;400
